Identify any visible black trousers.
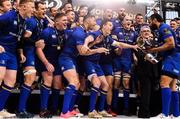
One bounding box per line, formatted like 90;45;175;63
138;74;152;118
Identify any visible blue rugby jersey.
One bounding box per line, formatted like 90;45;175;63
39;27;70;59
60;26;87;59
158;23;178;57
0;10;25;54
84;30;115;62
24;16;48;46
112;27;137;60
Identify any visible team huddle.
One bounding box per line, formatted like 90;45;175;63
0;0;180;118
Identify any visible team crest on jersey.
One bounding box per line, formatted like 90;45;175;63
131;33;134;37
52;35;56;39
119;32;123;35
13;20;17;25
65;34;68;39
0;60;5;65
31;61;35;65
61;66;64;70
92;69;95;72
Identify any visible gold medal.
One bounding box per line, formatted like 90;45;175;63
57;46;61;50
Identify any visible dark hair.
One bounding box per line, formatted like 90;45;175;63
83;14;95;21
100;19;112;29
150;14;163;22
170;19;176;23
34;1;45;10
54;13;66;21
19;0;33;5
49;6;56;12
62;2;72;8
135;13;143;18
79;5;88;10
174;17;180;21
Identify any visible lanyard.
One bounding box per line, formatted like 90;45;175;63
98;31;112;53
55;29;64;50
34;17;43;37
17;12;25;41
80;25;88;33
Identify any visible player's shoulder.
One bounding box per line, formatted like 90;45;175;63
26;16;37;24
160;23;171;30
176;27;180;32
1;10;16;19
72;26;85;36
43;27;54;33
159;23;171;33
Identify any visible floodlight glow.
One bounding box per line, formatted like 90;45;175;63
137;0;154;4
80;0;154;4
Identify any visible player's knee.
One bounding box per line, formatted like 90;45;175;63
69;78;80;88
108;83;113;90
160;80;170;88
91;76;101;88
3;79;16;87
44;79;53;87
101;80;109;91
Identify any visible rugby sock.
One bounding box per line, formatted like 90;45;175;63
69;90;78;111
74;90;83;108
98;89;107;112
123;89;130;110
162;88;171;116
40;84;51;110
0;83;13;111
112;88;119;110
171;91;179;117
89;87;99;112
51;88;60;112
18;83;31;112
62;84;75;114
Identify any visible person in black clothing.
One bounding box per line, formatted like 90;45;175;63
135;25;159;118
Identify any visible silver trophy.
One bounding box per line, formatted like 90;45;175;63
137;37;159;64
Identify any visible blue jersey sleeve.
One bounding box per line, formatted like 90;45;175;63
25;18;37;33
74;30;85;46
39;28;50;42
88;31;102;41
0;11;11;28
111;28;120;41
43;18;49;28
96;19;102;26
108;36;115;45
159;26;173;42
